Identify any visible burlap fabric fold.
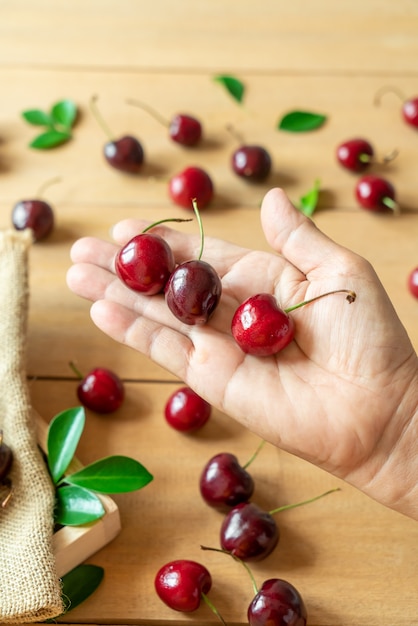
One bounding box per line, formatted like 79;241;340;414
0;229;63;623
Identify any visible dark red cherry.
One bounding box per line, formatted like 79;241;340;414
355;174;398;212
73;365;125;414
11;199;54;241
231;145;272;181
103;135;144;173
169;166;214;209
154;559;212;612
232;293;295;356
220;502;279;561
199;452;255;510
165;386;211;432
402;97;418;128
248;578;307;626
408;267;418;298
336;138;374;172
169;114;202;146
165;260;222;325
115;233;175;294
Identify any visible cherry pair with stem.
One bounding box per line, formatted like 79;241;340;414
0;430;13;508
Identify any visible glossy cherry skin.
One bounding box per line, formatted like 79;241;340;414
104;135;144;173
408;267;418;298
232;145;272;181
169;114;202;146
220;502;279;561
12;199;54;241
355;174;396;212
165;260;222;325
248;578;307;626
336;138;374;172
199;452;255;510
0;439;13;481
155;559;212;612
168;166;214;209
402;97;418;128
115;233;175;295
165;386;211;432
232;293;295;357
77;367;125;414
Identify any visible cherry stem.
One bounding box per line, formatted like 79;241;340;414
36;176;61;198
373;85;406;106
383;196;400;214
200;545;258;595
242;439;266;470
69;361;83;380
142;217;192;234
126;98;169;128
284;289;356;314
268;487;340;516
201;592;227;626
90;95;114;140
192;198;205;260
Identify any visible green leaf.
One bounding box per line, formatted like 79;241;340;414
29;129;72;149
278;110;327;132
65;455;153;494
298;179;321;217
213;74;245;103
51;99;77;130
21;109;54;126
55;485;105;526
60;564;104;614
47;407;85;483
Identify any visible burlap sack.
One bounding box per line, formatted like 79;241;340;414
0;229;63;623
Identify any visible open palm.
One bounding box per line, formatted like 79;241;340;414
67;188;417;515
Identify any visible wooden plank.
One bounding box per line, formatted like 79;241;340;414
0;1;417;73
28;380;418;626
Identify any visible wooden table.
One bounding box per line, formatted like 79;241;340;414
1;2;417;625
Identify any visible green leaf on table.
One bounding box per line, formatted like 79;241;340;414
278;110;327;132
213;74;245;103
30;129;72;149
51;99;77;130
21;109;54;126
55;484;105;526
297;179;321;217
64;455;154;493
47;406;86;483
60;564;104;614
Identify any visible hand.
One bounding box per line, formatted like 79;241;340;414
67;188;418;519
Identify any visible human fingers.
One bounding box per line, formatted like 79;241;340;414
70;236;118;273
261;188;355;278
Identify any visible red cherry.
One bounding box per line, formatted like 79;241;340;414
220;502;279;561
199;452;255;510
336;138;374;172
11;199;54;241
402;97;418;128
103;135;144;173
154;559;212;612
248;578;307;626
408;267;418;299
231;145;272;181
169;114;202;146
231;293;295;356
115;233;175;294
164;386;211;432
355;174;398;212
168;166;214;209
72;364;125;414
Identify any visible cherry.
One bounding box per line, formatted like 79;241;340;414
169;166;214;209
355;174;398;213
232;145;272;181
90;95;144;174
164;386;211;432
336;138;397;173
248;578;307;626
70;362;125;414
199;443;265;510
220;489;339;561
11;177;60;241
127;98;203;146
165;199;222;325
232;289;356;357
408;267;418;299
374;85;418;128
0;431;13;508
